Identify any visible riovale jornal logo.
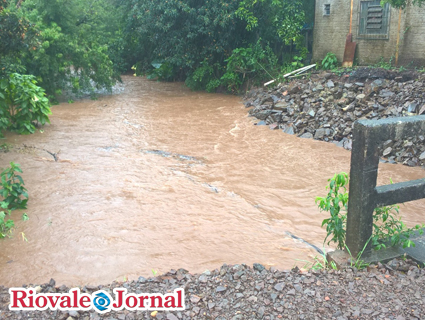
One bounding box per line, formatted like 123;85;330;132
9;288;185;313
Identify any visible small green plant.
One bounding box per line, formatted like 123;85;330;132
316;172;423;251
151;269;158;276
300;244;369;271
344;241;370;270
321;52;338;70
0;163;29;238
372;204;423;250
291;55;304;69
415;66;425;73
300;248;338;271
0;202;14;238
1;162;28;210
374;56;394;70
316;172;349;250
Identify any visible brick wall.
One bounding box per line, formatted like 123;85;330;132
313;0;425;66
313;0;350;64
399;5;425;66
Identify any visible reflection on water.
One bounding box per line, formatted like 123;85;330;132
0;76;424;286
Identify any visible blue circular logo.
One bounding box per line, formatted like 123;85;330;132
93;292;111;312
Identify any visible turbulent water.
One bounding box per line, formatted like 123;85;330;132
0;76;424;287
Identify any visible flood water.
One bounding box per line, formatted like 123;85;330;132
1;76;424;287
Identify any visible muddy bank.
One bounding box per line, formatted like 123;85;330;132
245;67;425;167
1;259;424;319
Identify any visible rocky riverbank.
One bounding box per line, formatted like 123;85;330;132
245;67;425;168
0;259;423;319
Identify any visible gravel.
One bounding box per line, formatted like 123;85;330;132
245;67;425;168
1;259;424;319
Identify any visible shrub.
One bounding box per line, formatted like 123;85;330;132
1;162;28;210
0;73;52;137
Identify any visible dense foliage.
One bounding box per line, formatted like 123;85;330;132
1;0;316;98
0;73;51;137
1;0;317;136
1;0;123;98
126;0;314;92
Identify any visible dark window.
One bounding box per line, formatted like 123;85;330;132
358;1;390;39
324;4;331;15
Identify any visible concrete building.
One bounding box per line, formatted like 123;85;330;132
313;0;425;66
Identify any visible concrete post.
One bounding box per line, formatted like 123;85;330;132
346;115;425;257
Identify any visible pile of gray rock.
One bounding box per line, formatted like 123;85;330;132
1;259;424;319
245;67;425;167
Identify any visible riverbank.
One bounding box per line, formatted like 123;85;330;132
245;67;425;168
1;258;423;319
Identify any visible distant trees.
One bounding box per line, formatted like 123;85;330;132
125;0;314;92
1;0;316;97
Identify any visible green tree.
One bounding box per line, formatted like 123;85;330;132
125;0;309;92
1;0;123;98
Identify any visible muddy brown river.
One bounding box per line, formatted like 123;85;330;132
1;76;424;287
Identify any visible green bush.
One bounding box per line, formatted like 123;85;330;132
0;73;52;137
316;172;423;250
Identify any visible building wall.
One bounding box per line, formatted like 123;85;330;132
399;5;425;66
313;0;425;66
313;0;350;64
